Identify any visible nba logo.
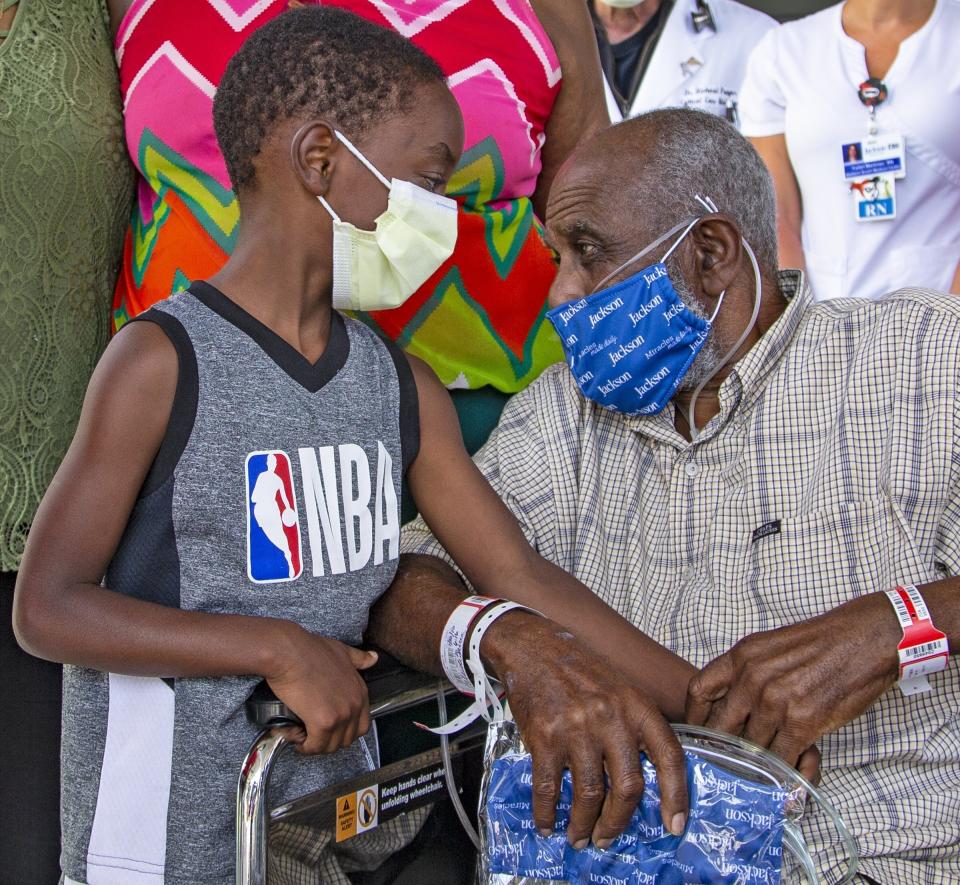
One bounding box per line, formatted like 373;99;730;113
245;451;303;583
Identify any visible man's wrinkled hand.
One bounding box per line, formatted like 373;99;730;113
685;592;901;769
481;612;688;851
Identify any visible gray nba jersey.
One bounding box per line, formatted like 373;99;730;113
60;282;419;884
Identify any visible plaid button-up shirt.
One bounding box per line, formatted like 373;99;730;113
402;273;960;883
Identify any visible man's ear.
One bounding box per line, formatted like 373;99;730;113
691;214;742;301
289;121;337;197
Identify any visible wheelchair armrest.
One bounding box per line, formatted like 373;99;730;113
245;648;444;728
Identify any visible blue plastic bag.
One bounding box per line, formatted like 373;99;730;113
484;739;788;884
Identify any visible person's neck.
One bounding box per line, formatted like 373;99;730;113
843;0;934;34
207;202;335;364
672;270;786;442
595;0;662;43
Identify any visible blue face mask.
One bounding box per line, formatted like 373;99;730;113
547;215;722;418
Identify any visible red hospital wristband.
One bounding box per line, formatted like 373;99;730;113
884;584;950;696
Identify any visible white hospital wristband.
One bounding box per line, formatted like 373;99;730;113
464;600;542;683
439;595;499;694
425;599;545;736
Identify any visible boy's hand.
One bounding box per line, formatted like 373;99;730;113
266;627;378;755
480;612;688;850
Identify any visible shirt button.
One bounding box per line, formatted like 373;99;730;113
684;461;700;478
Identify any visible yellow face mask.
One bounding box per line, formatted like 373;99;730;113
317;130;458;312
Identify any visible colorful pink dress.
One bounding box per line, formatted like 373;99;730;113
113;0;564;392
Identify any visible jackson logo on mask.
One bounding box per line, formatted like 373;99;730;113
547;214;719;417
317;130;458;312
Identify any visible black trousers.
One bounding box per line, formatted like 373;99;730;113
1;572;62;883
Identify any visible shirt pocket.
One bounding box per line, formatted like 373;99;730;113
717;496;929;630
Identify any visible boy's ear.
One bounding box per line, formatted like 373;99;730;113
290;121;337;197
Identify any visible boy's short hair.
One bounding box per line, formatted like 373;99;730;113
214;6;446;192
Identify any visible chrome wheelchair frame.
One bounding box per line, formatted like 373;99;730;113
236;658;483;885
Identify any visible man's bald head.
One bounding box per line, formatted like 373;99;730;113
549;108;778;274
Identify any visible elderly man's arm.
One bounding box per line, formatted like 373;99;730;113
688;373;960;764
366;553;690;847
686;578;960;768
366;359;694;848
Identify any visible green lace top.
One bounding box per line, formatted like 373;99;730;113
0;0;133;570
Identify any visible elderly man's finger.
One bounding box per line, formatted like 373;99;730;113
742;711;779;750
565;742;607;849
590;734;646;850
638;713;688;837
530;748;564;836
797;745;822;786
769;728;808;769
685;655;735;725
702;689;752;737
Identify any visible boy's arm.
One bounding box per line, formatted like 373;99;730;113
368;359;695;847
13;322;375;755
403;358;695;717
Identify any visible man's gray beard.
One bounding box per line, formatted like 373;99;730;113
667;265;736;394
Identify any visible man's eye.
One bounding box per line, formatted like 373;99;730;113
576;242;599;262
421;176;445;193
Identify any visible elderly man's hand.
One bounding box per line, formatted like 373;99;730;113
481;611;688;850
685;592;901;771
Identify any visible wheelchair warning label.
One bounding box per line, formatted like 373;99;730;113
336;786;379;842
335;765;447;842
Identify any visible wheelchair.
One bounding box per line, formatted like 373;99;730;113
236;653;486;884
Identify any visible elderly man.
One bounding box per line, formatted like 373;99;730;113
383;109;960;882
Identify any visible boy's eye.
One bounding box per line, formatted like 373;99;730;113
421;176;445;193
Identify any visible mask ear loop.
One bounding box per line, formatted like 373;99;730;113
695;194;719;214
333;129;392;188
592;217;698;293
708;290;726;323
317;195;341;222
317;129;392;222
685;237;762;440
591;196;716;294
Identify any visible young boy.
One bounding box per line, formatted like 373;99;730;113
14;8;690;883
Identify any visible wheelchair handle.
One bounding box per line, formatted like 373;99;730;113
244;648;439;728
237;651;454;885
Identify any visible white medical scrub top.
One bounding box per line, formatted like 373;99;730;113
740;0;960;302
603;0;776;124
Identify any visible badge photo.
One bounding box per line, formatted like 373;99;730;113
850;174;896;222
245;450;303;583
841;135;906;180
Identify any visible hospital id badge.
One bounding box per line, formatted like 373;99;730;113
841;133;906;180
850;173;896;222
